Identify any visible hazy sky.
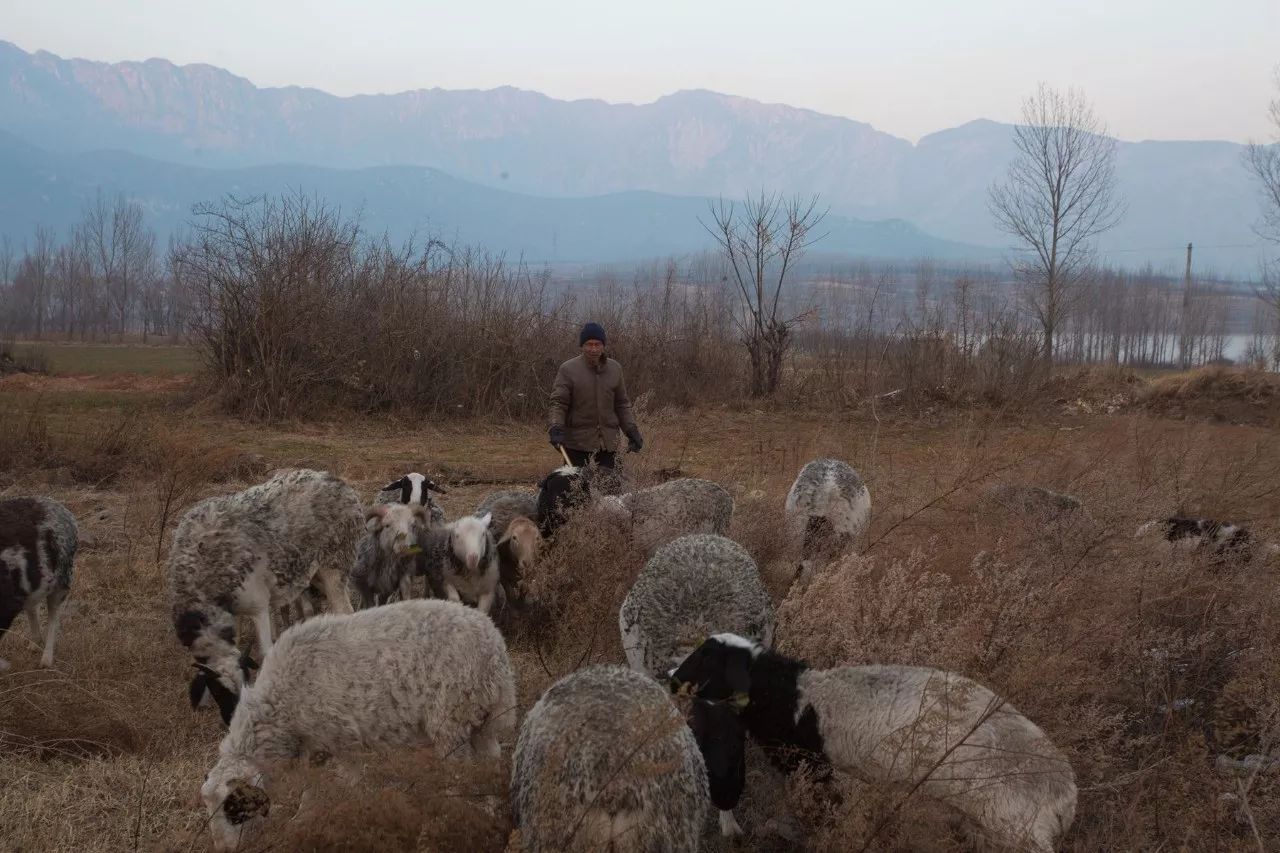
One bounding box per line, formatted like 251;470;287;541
4;0;1278;143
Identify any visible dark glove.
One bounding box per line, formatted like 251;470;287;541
625;427;643;453
549;425;566;449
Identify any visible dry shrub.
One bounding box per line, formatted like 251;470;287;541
519;504;644;676
1138;366;1280;425
0;397;51;474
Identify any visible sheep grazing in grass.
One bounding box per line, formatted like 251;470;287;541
669;636;1077;853
169;469;362;724
376;472;447;525
476;489;539;538
619;533;774;837
418;513;501;614
512;664;708;853
496;516;541;604
786;459;870;580
351;503;433;608
1134;516;1271;562
535;466;734;554
200;599;516;852
0;497;78;670
986;483;1084;520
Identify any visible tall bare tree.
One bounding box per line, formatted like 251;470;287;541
83;191;157;339
702;191;827;396
1246;69;1280;321
988;85;1124;364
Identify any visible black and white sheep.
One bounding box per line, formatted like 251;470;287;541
200;599;516;852
376;472;447;525
536;466;734;553
417;513;501;614
351;502;433;608
618;533;775;836
785;459;871;572
669;635;1077;853
0;497;78;670
169;469;362;724
1134;516;1267;561
512;664;708;853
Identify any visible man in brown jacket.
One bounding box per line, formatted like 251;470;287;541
548;322;643;471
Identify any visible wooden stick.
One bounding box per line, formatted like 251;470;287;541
558;445;573;468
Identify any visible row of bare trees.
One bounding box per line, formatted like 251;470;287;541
0;193;187;341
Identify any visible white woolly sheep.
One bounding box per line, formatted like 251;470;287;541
169;469;362;724
351;502;433;608
418;513;501;614
376;472;447;525
619;533;775;836
200;599;516;852
0;497;78;670
512;664;708;853
786;458;871;576
669;636;1077;853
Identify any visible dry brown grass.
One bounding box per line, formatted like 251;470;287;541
2;375;1279;851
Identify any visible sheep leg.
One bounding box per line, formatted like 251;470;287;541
38;589;66;668
398;575;414;603
445;584;462;603
315;567;354;615
252;608;274;658
476;590;494;615
719;811;744;838
25;604;42;642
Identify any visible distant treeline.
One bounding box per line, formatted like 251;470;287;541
1;192;1276;417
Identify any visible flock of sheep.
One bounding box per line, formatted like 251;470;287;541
0;458;1269;852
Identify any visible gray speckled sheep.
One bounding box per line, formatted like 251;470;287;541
786;459;870;573
607;477;735;555
476;489;539;537
671;636;1077;853
512;664;708;853
351;503;433;608
620;534;774;678
200;599;516;852
169;469;362;723
0;497;78;670
986;484;1083;519
417;513;501;614
619;533;775;837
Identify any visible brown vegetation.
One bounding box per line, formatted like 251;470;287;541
2;362;1279;851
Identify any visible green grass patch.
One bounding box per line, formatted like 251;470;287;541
13;342;200;376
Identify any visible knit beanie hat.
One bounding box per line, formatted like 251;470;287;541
579;322;607;346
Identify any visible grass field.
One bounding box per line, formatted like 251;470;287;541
1;351;1279;851
10;340;200;376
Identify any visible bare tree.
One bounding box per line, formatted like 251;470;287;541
702;191;827;396
989;85;1124;365
83;191;157;339
12;226;56;338
1246;69;1280;326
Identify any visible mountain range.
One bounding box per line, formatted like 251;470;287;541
0;40;1269;272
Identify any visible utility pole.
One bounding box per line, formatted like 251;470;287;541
1179;242;1193;368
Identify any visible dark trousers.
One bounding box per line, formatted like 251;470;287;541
564;448;616;470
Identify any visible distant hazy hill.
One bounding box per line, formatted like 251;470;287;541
0;131;986;263
0;40;1267;271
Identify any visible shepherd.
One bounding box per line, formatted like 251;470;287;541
548;322;643;474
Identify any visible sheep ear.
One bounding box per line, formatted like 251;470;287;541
203;673;240;726
223;779;271;825
365;506;387;531
478;512;493;529
426;479;447;494
188;671;208;709
381;478;406;492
